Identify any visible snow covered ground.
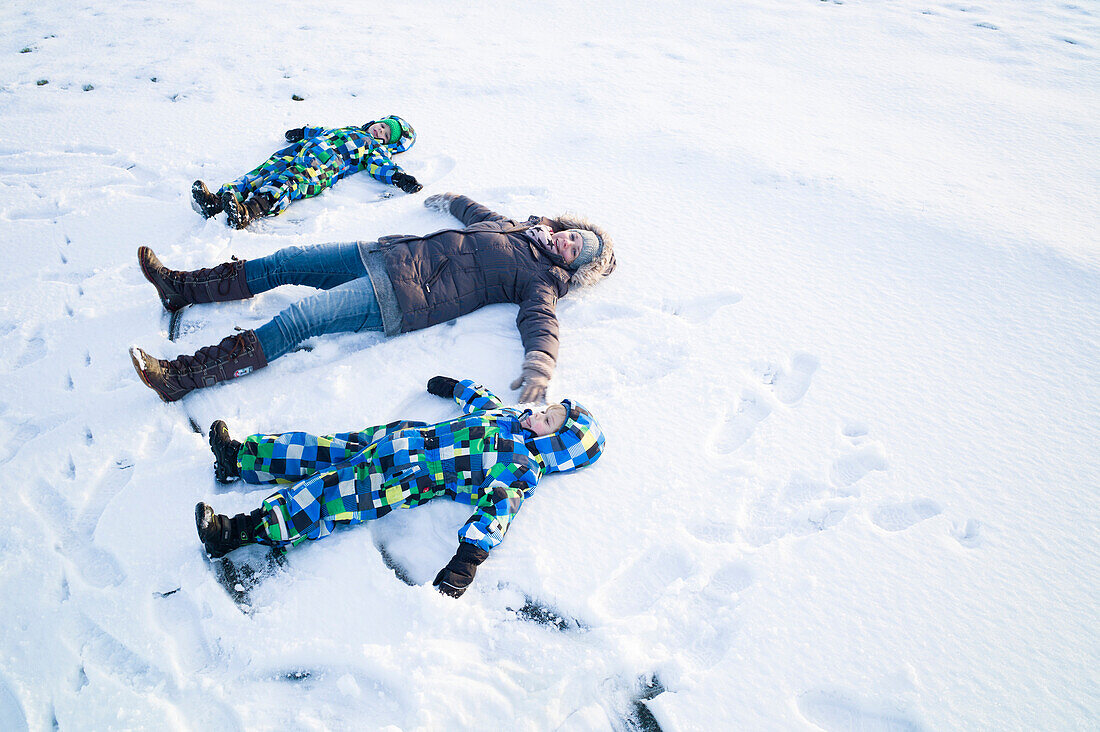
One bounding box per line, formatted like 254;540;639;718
1;0;1097;728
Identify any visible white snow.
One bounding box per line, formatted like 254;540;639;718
1;0;1098;729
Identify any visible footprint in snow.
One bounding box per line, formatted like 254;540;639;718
7;202;75;221
687;516;740;544
952;518;982;548
703;561;754;600
741;473;851;547
0;673;28;732
709;388;772;455
661;290;742;323
3;333;48;372
871;499;942;532
153;591;214;672
829;421;887;491
755;351;819;405
830;444;888;489
596;547;695;617
477;185;550;205
797;689;923;731
0;421;41;465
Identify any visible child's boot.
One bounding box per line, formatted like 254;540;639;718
129;329;267;402
209;420;241;483
138;246;252;312
223;192;273;229
195;502;265;558
191;180;223;218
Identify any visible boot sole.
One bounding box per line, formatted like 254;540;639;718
209;420;237;483
221;191;252;229
191;181;222;218
195;502;228;558
129;346;176;403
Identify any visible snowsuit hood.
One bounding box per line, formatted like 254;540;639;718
367;115;416;154
525;400;605;474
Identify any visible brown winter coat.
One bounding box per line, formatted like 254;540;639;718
363;196;614;365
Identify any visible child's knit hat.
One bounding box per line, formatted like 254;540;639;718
380;117;402;145
569;229;603;271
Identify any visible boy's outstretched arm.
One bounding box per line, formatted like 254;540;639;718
359;147;420;192
284;125;326;142
433;461;536;597
426;377;504;414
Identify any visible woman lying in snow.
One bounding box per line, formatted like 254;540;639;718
190;115;422;229
196;377;605;598
130;193;616;404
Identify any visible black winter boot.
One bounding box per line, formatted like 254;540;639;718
195;502;265;558
223;192;273;229
138;246;252;312
129;329;268;403
209;420;242;483
191;180;223;218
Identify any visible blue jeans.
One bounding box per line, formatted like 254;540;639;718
244;242;383;361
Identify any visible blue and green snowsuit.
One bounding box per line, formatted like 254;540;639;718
218;115;416;215
238;380;605;554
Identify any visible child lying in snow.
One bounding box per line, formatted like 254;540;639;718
190;115;422;229
130;194;615;405
195;377;605;598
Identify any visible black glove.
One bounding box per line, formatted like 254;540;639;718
426;376;460;399
391;172;422;194
433;543;489;598
284;128;304;143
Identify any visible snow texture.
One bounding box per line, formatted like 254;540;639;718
1;0;1098;729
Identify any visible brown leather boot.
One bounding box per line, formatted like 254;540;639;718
138;246;252;313
129;330;267;402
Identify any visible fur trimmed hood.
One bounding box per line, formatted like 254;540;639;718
549;215;616;288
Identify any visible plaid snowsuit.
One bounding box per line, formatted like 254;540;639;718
238;380;605;553
218;115;416;215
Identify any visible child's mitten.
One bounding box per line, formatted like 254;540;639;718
510;351;554;404
423;193;457;213
391;172;423;194
426;376;459;399
433;542;489;598
284;127;304;142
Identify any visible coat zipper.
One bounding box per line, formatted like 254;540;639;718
424;257;449;294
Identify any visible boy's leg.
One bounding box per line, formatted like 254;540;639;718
238;431;375;484
255;162;331;215
243;241;366;294
252;273;384;361
258;462;377;546
217;142;299;203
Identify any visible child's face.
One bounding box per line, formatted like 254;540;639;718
367;122;392;144
521;405;567;436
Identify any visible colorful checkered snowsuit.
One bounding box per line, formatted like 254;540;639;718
237;380;604;554
218;116;416;215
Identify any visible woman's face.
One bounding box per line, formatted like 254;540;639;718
549;230;583;265
521;405;567;436
367;122;392;143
